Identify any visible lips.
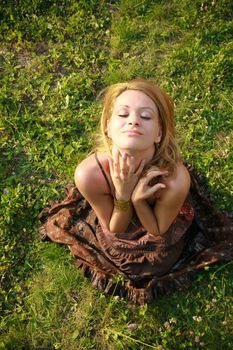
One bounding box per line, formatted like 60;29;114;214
124;129;143;136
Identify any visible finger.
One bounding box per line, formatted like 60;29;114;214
145;170;168;182
113;149;120;174
151;183;166;192
145;183;166;196
146;169;168;176
120;153;128;174
128;156;135;174
116;148;124;157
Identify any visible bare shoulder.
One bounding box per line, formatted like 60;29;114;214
154;163;191;234
162;162;191;200
74;153;110;196
172;162;190;188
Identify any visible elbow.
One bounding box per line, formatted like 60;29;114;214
74;166;83;189
108;222;119;233
108;221;128;234
157;223;172;236
148;229;160;237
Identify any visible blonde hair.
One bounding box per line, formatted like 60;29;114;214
96;79;181;173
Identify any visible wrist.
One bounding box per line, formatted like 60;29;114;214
115;193;131;201
132;198;146;206
114;198;131;211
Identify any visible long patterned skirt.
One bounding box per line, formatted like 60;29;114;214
39;167;233;304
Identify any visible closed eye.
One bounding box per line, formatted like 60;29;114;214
141;116;151;120
118;114;129;117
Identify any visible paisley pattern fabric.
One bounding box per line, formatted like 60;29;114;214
39;166;233;305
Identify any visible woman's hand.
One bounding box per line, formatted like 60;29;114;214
131;169;168;203
108;148;145;201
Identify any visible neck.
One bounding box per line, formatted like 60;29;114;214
112;145;155;169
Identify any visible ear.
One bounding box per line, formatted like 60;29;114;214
155;126;162;144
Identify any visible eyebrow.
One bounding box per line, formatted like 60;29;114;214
116;105;155;112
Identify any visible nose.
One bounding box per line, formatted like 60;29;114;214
128;112;140;126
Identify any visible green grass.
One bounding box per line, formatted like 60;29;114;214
0;0;232;349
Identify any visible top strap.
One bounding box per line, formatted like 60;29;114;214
94;152;112;193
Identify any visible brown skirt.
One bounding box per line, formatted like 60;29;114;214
39;167;233;305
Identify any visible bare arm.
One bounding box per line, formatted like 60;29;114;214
107;149;144;232
74;153;143;232
132;165;191;235
133;200;160;235
109;201;133;232
153;171;190;234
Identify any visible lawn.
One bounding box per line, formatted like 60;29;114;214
0;0;232;349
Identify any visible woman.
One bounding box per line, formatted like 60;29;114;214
75;82;191;235
39;80;232;304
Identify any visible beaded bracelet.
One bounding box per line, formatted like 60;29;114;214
114;198;131;211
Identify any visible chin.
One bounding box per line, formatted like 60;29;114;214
117;144;147;152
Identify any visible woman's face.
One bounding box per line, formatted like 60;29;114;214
107;90;162;153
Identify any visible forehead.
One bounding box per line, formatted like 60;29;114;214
114;89;157;111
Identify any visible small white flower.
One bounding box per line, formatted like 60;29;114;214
193;315;202;322
3;188;9;195
157;346;164;350
127;323;138;331
169;317;177;324
194;336;201;343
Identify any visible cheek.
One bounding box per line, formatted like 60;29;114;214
108;119;121;137
110;118;125;131
148;122;161;140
